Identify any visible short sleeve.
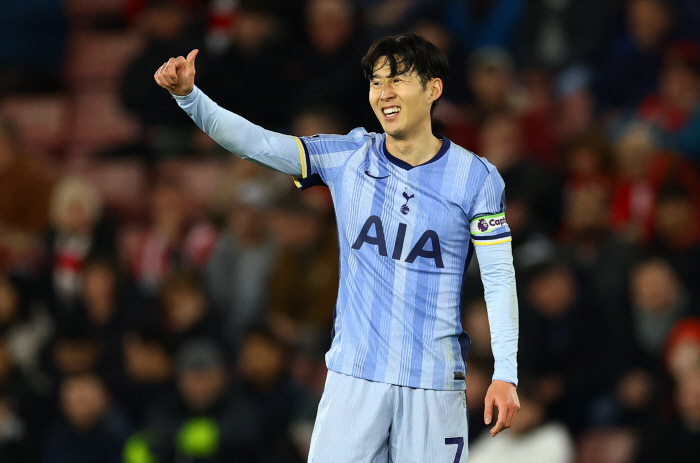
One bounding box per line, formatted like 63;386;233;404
292;127;370;189
469;167;511;246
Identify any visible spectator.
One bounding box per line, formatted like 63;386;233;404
129;179;217;295
120;0;203;158
635;370;700;462
597;0;676;110
233;326;317;461
648;186;700;308
607;122;700;244
40;177;116;319
0;118;54;272
199;3;294;132
288;0;370;129
442;0;526;51
157;270;226;354
664;317;700;381
514;0;620;70
519;262;608;431
267;196;339;342
555;66;600;146
629;258;690;365
41;373;130;463
115;328;175;428
478;112;562;236
130;337;268;462
206;181;278;349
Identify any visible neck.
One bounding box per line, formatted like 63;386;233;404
385;123;442;167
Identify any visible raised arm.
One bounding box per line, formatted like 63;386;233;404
153;50;304;177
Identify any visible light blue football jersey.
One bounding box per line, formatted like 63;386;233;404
173;86;517;392
294;128;511;391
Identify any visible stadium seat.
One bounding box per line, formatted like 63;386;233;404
0;95;69;156
64;31;144;92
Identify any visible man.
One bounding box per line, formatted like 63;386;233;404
154;33;519;462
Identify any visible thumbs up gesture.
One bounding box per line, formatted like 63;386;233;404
154;49;199;96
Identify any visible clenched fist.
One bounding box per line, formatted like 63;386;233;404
154;49;199;96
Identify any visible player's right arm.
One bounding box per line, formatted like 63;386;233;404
154;50;305;178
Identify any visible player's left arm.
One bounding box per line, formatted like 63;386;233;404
469;167;520;437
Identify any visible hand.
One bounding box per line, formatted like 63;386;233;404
154;49;199;96
484;380;520;437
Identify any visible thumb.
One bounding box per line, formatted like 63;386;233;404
484;395;494;425
186;49;199;66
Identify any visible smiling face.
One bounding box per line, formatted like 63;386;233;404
369;57;441;140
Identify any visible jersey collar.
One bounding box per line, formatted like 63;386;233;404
382;134;451;171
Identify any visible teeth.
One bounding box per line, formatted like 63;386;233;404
383;107;400;115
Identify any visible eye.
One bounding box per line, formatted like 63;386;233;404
370;81;381;89
393;78;402;84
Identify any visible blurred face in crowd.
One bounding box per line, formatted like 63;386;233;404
527;266;577;319
307;0;355;55
675;373;700;431
655;194;697;250
0;277;19;326
631;260;680;314
162;284;207;333
139;2;188;42
123;333;173;383
627;0;672;50
82;261;117;326
239;333;284;390
559;90;595;141
61;375;110;431
152;183;187;239
53;337;100;375
469;63;512;112
179;366;227;412
232;10;277;51
565;185;610;237
660;63;700;112
480;114;522;172
668;339;700;381
228;204;267;245
614;126;655;180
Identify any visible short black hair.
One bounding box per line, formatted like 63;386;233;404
362;33;449;115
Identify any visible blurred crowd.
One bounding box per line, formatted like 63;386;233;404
2;0;700;462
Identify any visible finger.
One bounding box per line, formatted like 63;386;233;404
484;396;494;425
155;63;166;77
162;60;178;85
504;405;517;428
155;74;174;90
490;418;506;437
186;49;199;66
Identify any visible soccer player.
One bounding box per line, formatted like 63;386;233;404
154;33;519;462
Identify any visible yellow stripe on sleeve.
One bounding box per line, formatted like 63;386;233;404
294;137;307;179
471;238;513;246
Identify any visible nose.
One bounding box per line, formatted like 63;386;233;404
380;86;395;101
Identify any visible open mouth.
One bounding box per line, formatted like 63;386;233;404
382;106;401;120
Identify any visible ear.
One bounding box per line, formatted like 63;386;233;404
428;78;443;104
